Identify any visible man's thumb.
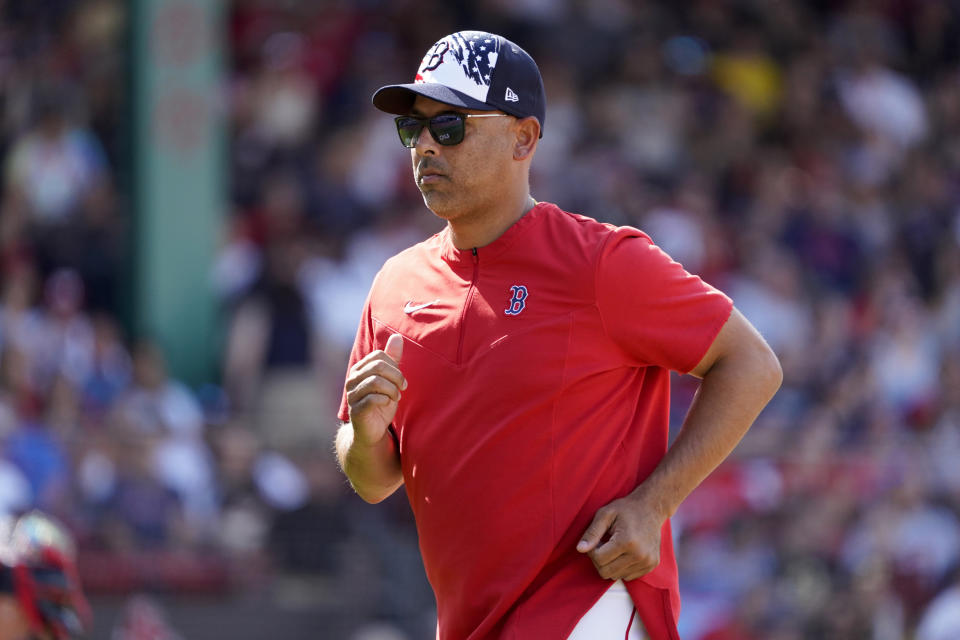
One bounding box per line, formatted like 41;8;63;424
577;510;615;553
385;333;403;363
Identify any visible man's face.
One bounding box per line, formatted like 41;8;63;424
407;95;515;222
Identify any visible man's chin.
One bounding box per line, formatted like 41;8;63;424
420;192;459;220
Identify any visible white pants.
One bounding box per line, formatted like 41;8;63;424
567;580;647;639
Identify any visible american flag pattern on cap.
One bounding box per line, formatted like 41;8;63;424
414;31;501;104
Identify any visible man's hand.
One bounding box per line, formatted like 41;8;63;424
345;333;407;446
337;334;406;503
576;490;666;582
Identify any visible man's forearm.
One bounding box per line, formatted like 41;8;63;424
633;339;782;520
335;422;404;503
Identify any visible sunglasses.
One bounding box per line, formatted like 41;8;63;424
394;112;511;148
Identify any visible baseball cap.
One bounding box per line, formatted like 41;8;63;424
373;31;546;136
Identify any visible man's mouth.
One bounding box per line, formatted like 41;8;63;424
417;165;447;184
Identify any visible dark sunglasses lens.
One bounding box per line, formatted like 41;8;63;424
429;113;465;145
395;117;423;147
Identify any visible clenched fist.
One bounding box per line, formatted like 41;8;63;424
345;334;407;447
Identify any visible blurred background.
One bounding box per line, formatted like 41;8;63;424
0;0;958;638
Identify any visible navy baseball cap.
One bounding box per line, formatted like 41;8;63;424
373;31;546;136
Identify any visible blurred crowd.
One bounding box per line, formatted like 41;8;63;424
1;0;960;638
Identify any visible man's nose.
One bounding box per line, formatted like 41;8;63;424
414;122;440;155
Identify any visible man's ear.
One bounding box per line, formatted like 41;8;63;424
513;117;540;160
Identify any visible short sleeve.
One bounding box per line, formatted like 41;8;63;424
337;293;377;422
596;229;733;373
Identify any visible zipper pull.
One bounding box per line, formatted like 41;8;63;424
472;247;478;263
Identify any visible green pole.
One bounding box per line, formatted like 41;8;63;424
131;0;225;385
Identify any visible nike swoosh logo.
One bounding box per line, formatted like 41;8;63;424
404;300;440;314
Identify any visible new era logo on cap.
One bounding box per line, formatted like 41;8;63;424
505;87;519;102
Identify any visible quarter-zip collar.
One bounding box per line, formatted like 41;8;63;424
439;202;545;266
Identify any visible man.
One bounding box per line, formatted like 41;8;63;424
0;511;92;639
335;31;782;640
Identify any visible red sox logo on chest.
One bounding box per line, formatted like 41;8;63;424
504;285;528;316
